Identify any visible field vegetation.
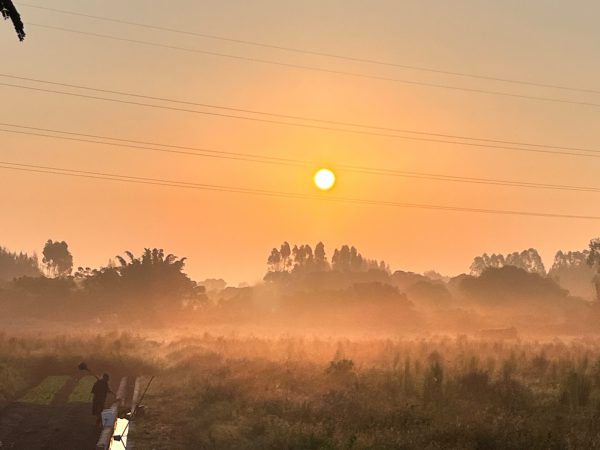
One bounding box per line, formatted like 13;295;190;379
129;334;600;449
67;375;97;403
0;332;156;410
2;240;600;447
4;332;600;448
19;375;70;405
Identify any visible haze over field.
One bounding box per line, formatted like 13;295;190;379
1;238;600;338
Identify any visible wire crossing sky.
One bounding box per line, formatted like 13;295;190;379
25;22;600;111
2;0;600;283
19;2;600;95
3;73;600;155
2;160;600;220
3;124;600;193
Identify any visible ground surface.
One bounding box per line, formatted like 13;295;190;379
0;370;131;450
0;375;97;449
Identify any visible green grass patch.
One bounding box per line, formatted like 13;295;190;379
68;375;96;402
20;375;70;405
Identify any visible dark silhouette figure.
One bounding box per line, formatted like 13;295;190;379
91;373;113;425
0;0;25;41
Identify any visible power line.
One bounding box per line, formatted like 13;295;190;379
0;126;308;167
3;123;600;194
3;72;600;155
26;23;600;111
20;2;600;96
1;79;598;160
1;160;599;220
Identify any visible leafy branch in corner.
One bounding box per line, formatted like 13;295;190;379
1;0;25;41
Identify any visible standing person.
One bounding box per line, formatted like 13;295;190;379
91;373;114;426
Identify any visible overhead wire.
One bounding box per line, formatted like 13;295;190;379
3;123;600;193
1;160;599;220
1;79;599;160
24;23;600;111
3;6;599;222
19;2;600;96
2;73;600;155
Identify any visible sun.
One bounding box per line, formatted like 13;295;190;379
313;168;336;191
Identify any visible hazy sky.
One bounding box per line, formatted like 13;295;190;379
2;1;600;284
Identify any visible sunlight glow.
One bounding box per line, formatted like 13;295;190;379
313;168;336;191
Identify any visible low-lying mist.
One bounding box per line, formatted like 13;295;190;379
1;240;599;339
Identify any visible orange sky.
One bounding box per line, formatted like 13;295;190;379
2;1;600;284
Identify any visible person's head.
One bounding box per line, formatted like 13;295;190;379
102;373;110;381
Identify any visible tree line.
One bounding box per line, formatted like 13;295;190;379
1;237;600;328
0;241;206;323
266;241;389;275
469;246;600;300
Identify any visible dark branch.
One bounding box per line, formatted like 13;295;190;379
1;0;26;41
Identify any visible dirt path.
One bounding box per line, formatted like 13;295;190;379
0;370;134;450
0;402;98;449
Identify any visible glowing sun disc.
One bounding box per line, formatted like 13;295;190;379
314;168;336;191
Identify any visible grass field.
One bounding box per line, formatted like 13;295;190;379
68;375;96;403
4;332;600;448
129;334;600;449
19;375;71;405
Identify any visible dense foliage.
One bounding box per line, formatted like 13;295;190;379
0;239;599;332
0;246;40;281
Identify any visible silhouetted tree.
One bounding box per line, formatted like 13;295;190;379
349;246;362;271
506;249;546;275
0;247;40;281
332;245;352;271
469;256;487;276
9;275;76;316
266;242;388;281
314;241;329;271
587;239;600;301
292;244;314;273
1;0;25;41
488;253;505;270
292;244;301;269
78;248;205;315
304;244;314;265
267;242;324;274
42;240;73;277
332;244;387;273
267;248;282;272
470;249;545;276
280;242;291;271
549;250;595;300
461;265;568;307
